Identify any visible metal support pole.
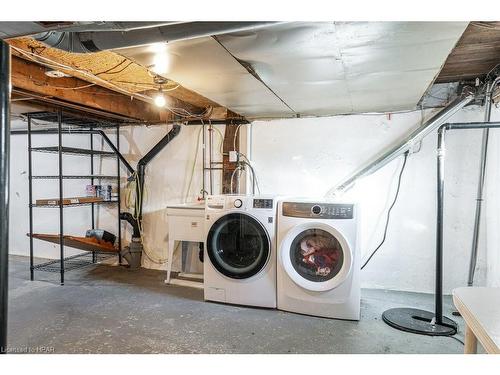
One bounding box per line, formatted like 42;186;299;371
116;125;122;264
202;123;206;199
0;39;11;354
58;110;64;285
382;119;500;337
27;115;34;281
382;125;458;336
209;123;214;195
90;133;95;229
468;79;498;286
90;132;96;263
435;127;446;323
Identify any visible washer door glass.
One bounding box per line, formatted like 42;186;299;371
281;222;353;292
207;213;270;279
290;228;344;282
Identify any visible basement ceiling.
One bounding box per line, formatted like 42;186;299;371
436;22;500;83
116;22;468;119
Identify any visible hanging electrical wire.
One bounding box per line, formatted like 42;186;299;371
361;152;409;270
32;81;96;90
233;123;243;152
95;60;132;76
230;165;245;194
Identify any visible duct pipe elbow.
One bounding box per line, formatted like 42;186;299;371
171;124;181;135
34;31;99;53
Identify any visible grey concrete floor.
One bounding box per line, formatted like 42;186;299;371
6;255;466;354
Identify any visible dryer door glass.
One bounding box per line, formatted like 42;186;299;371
207;213;270;279
289;228;344;282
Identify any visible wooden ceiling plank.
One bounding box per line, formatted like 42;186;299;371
437;22;500;83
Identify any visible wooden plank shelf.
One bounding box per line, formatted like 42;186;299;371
31;201;118;208
30;146;116;157
29;233;118;253
32;175;119;180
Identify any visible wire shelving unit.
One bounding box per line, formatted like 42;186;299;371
26;109;125;285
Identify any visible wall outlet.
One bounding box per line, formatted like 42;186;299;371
229;151;238;162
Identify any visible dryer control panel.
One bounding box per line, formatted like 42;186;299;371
282;202;354;219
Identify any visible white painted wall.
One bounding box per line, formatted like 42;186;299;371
250;104;500;294
9;105;500;294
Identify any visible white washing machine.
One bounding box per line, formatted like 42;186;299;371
204;194;277;308
277;199;360;320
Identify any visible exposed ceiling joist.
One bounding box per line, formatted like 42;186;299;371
11;55;172;123
436;22;500;83
7;37;223;111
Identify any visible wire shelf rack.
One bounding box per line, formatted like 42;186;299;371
33;251;117;273
31;200;119;208
30;146;116;157
25;111;130;129
26;109;124;284
32;175;119;180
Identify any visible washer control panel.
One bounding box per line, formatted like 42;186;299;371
282;202;354;219
253;199;274;209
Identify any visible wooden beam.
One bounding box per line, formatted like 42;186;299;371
11;89;147;122
221;121;240;194
8;37;223;112
11;55;204;123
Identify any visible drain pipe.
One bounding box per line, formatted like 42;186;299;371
325;87;476;197
0;40;11;354
120;124;181;233
135;124;181;222
119;124;181;268
468;76;500;286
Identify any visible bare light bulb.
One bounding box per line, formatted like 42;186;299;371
154;93;166;108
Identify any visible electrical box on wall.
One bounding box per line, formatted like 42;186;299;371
229;151;238;162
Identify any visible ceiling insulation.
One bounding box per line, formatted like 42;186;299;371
7;38;220;110
116;22;468;119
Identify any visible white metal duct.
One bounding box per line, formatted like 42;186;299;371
116;22;468;119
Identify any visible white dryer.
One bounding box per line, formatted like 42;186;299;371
204;194;277;308
277;199;360;320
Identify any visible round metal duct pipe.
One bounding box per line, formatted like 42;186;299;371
34;22;279;53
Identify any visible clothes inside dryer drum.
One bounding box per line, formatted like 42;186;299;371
207;213;270;279
289;228;344;282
